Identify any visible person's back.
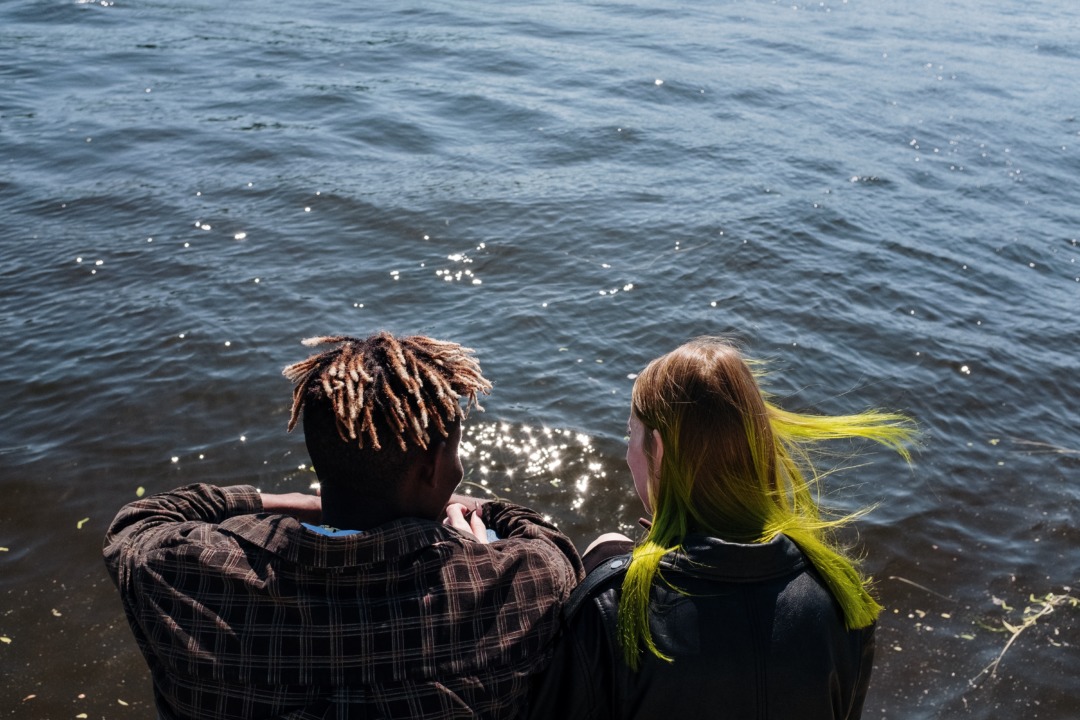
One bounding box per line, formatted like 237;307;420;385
104;333;583;719
532;535;874;720
106;485;578;719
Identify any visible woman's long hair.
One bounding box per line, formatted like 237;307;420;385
617;337;915;669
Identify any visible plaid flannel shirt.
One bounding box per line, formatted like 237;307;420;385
103;484;583;720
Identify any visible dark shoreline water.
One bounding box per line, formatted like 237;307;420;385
2;0;1079;717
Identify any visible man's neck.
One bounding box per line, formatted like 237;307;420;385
320;503;398;531
319;488;435;530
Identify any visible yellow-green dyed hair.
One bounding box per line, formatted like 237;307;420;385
617;336;915;669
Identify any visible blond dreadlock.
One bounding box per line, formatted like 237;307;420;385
283;332;491;452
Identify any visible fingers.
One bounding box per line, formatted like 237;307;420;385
444;503;470;533
469;510;488;543
444;503;489;543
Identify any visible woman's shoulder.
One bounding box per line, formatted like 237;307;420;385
564;553;631;621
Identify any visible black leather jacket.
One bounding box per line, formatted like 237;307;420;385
529;534;874;720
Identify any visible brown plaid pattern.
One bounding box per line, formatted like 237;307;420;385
104;484;583;719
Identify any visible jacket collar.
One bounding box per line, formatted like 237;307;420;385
659;533;808;582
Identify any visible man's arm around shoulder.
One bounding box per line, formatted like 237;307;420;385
102;483;264;582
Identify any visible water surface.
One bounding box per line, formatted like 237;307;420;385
1;0;1078;717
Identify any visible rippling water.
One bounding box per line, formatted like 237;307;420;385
2;0;1078;717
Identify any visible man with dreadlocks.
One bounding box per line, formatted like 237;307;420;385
104;332;583;720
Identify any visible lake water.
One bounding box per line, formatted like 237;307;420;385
1;0;1078;717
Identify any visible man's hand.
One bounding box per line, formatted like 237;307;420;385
260;492;322;524
446;493;488;514
444;502;489;543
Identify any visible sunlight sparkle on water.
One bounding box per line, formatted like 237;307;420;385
434;249;483;285
459;422;605;507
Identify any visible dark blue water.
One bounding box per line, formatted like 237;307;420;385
2;0;1078;717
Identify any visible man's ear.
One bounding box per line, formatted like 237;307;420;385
427;440;452;488
402;440;457;521
408;442;440;489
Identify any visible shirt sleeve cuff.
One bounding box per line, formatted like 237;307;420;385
222;484;264;515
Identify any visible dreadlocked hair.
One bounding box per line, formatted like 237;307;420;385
283;332;491;452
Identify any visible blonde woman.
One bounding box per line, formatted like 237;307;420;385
529;337;916;720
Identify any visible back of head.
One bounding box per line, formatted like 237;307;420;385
282;332;491;498
620;336;916;668
631;336;774;541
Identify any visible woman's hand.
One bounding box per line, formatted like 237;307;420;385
444;502;489;543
